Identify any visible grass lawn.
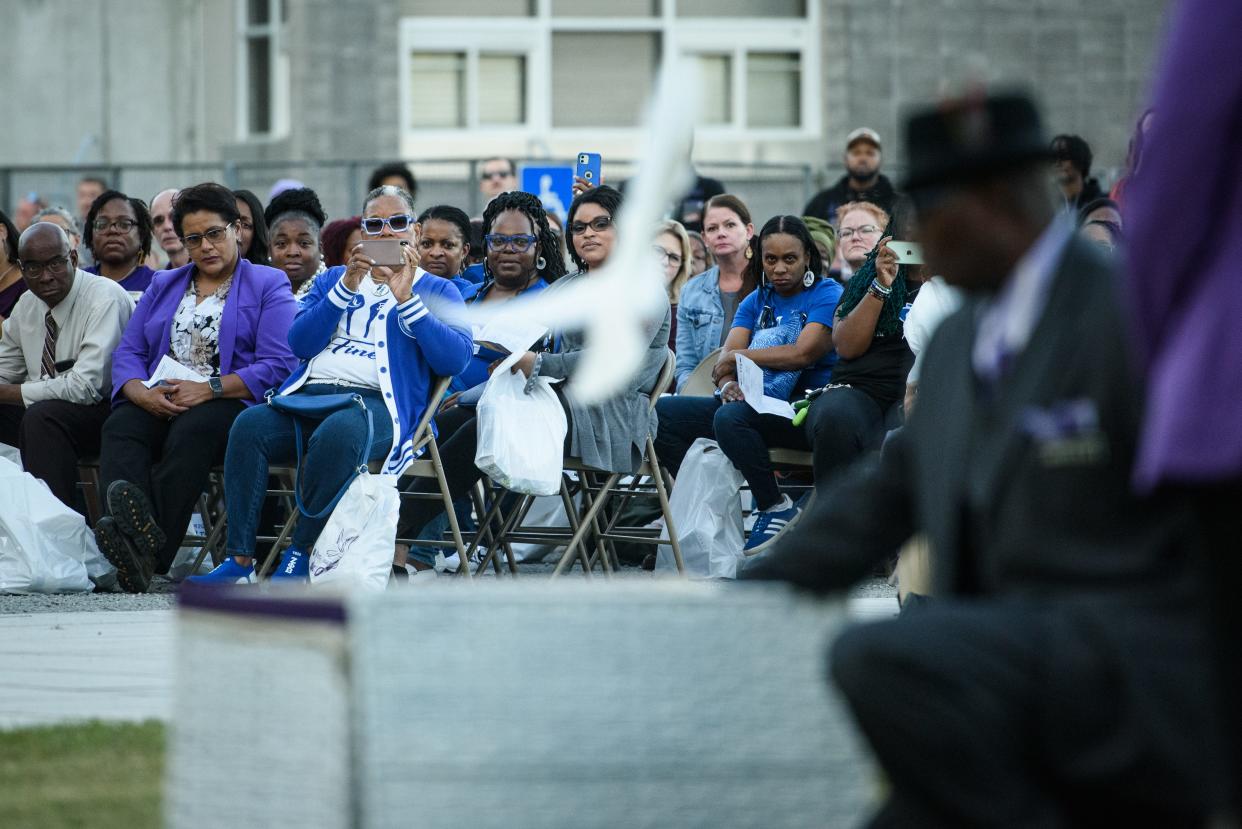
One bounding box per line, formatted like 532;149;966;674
0;720;164;829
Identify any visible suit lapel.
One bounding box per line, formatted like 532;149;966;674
973;238;1090;501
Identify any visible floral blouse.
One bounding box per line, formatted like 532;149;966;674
168;275;233;377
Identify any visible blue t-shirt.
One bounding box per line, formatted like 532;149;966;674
731;278;844;391
461;263;486;285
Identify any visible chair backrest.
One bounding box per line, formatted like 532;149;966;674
374;376;452;473
648;350;676;412
681;347;721;397
410;375;453;456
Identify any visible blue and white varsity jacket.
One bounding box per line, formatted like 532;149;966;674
277;265;473;475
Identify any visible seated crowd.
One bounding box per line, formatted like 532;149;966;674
0;140;1129;590
11;96;1233;827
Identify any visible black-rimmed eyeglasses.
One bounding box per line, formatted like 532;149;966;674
92;218;138;233
569;216;613;236
19;254;71;278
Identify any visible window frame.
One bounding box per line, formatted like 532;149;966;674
398;0;819;144
235;0;290;141
402;26;542;133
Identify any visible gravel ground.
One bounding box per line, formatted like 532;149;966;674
0;561;895;614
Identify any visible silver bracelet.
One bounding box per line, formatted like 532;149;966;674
523;352;546;394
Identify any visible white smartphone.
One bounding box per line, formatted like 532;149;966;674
887;240;923;265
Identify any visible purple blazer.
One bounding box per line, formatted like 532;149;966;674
1126;0;1242;489
110;259;299;407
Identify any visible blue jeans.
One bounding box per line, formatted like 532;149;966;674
224;384;395;556
654;395;808;510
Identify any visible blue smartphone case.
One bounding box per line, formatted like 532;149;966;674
575;152;602;186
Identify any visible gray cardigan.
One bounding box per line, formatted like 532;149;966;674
534;271;672;473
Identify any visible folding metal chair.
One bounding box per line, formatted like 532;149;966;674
390;376;475;579
680;346;722;397
247;376;471;580
538;350;684;577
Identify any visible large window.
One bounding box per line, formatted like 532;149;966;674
238;0;289;139
551;33;660;128
399;0;817;140
409;51;527;129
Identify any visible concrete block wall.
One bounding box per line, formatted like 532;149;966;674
282;0;401;163
816;0;1169;181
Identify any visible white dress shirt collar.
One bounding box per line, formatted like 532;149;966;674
972;215;1074;382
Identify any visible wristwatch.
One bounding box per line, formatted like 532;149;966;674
209;377;224;399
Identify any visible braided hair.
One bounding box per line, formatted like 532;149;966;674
83;190;154;260
743;215;825;329
264;187;327;234
481;191;566;283
834;239;909;339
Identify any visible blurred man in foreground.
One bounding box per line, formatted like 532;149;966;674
743;92;1223;826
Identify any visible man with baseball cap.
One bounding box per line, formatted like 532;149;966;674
745;90;1225;825
803;127;900;223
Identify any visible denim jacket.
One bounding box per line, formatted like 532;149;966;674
674;267;724;390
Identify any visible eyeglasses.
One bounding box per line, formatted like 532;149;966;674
92;218;138;234
484;233;538;252
480;170;512;181
838;225;881;240
181;224;234;250
237;220;254;232
652;246;682;265
20;254;71;278
361;214;414;235
569;216;613;236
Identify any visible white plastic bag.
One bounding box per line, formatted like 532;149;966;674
168;512;213;581
475;352;567;496
656;438;746;578
0;457;116;593
309;472;399;592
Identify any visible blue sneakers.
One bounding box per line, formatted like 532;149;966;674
744;494;806;554
186;557;257;586
270;549;309;583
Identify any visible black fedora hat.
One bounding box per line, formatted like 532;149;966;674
901;91;1053;192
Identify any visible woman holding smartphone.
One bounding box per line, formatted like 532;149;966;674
190;185;474;585
801;200;919;488
395;185;671;566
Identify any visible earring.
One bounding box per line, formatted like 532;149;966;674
536;255;547;270
744;245;753;260
803;269;816;288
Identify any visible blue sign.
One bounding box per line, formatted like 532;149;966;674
520;166;573;223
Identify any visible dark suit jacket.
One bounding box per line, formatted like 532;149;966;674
744;234;1201;604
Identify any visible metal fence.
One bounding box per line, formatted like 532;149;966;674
1;158;821;231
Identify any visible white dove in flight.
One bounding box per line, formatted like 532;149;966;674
465;59;699;403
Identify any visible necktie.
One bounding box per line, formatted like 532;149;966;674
41;311;59;378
